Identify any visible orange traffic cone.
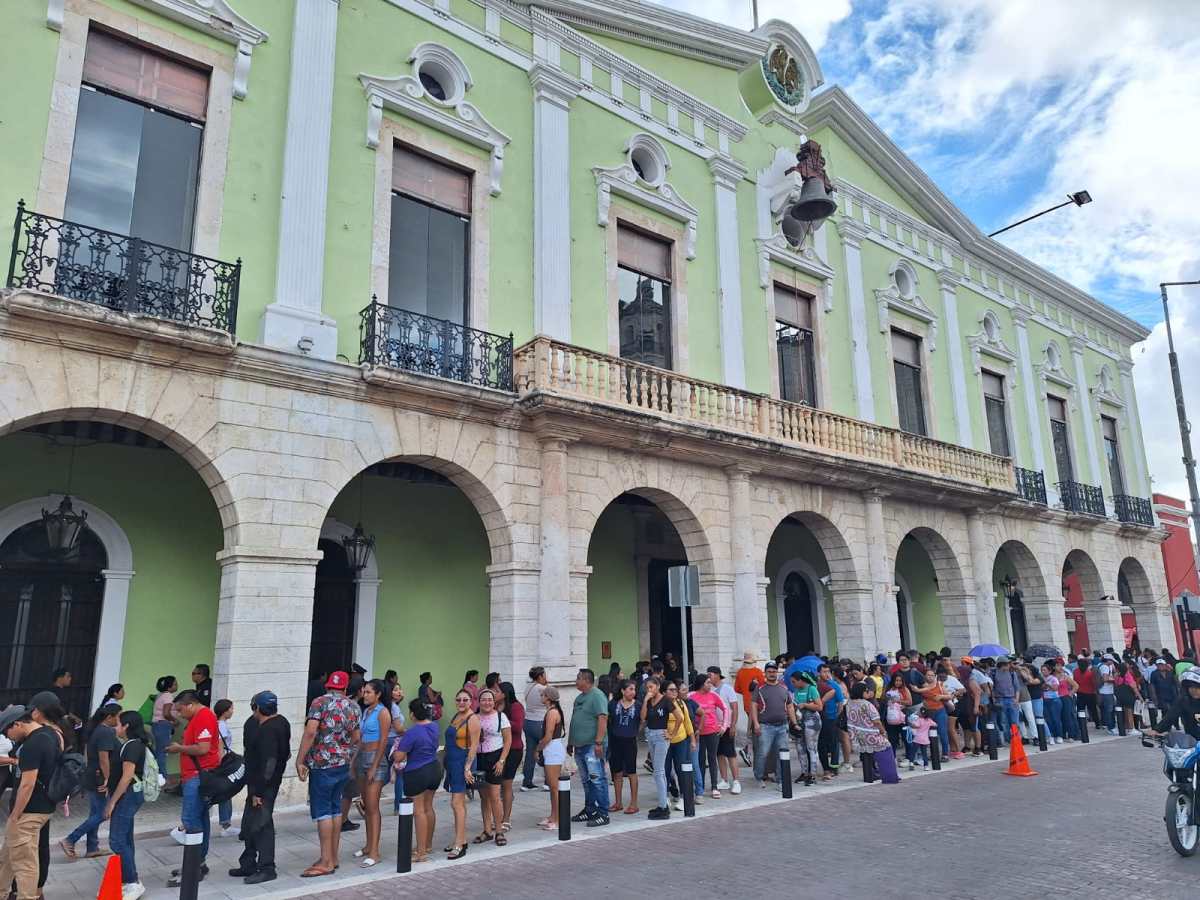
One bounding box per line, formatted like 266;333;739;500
1004;725;1037;777
96;854;122;900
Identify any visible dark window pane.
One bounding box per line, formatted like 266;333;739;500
64;88;144;236
617;266;671;368
1051;418;1073;482
893;360;926;435
130;108;201;251
985;396;1010;456
777;322;816;406
388;193;468;325
1105;437;1125;496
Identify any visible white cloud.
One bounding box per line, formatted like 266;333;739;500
652;0;852;50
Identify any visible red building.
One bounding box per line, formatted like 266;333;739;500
1154;494;1200;653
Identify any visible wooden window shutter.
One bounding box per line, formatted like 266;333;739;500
617;224;672;282
83;29;209;121
773;284;812;330
1047;395;1067;421
982;370;1005;398
392;145;472;217
891;330;921;367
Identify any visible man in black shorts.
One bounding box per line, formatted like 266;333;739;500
707;667;742;794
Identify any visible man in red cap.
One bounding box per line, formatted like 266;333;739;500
295;671;360;878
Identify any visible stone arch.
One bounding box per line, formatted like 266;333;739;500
1117;555;1174;650
891;525;970;653
766;510;859;585
1118;555;1154;606
1064;548;1123;652
1064;548;1107;601
0;495;133;711
894;526;969;596
993;539;1051;652
0;408;235;538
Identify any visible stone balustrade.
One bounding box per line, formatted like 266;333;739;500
515;336;1015;492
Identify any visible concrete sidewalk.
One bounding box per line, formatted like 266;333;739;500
40;731;1125;899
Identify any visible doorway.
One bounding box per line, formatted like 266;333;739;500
648;557;691;663
781;571;817;655
309;538;356;679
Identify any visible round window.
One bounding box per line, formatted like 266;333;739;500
894;266;915;300
630;146;662;185
983;313;1000;342
419;70;447;102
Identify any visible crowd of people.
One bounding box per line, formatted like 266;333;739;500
1;643;1197;897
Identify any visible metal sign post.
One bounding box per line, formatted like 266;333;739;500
668;565;700;679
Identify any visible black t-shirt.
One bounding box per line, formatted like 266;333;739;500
644;698;670;731
17;726;61;814
108;739;146;795
196;679;213;707
246;715;291;795
83;724;117;791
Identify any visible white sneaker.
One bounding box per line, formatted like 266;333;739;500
122;883;146;900
716;780;730;791
1055;737;1063;744
842;764;854;773
1129;729;1141;736
693;794;704;804
220;825;239;838
730;780;742;795
903;760;914;770
168;827;186;845
672;799;684;811
711;789;721;799
542;784;551;792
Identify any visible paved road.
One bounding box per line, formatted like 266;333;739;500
301;739;1198;900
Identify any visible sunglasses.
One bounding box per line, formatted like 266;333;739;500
455;698;470;704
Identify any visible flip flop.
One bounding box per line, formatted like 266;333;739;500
624;806;639;815
359;857;379;868
471;832;495;844
300;866;334;878
59;840;77;860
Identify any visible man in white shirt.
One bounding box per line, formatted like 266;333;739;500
1097;654;1117;734
706;667;741;795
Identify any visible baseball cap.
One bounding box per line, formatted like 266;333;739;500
1156;658;1168;665
764;661;779;671
325;671;350;690
0;705;27;733
252;690;279;714
28;691;60;712
1102;653;1115;661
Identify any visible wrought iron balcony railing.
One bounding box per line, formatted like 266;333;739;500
359;299;514;392
1015;467;1047;504
1113;494;1154;527
6;200;240;333
1057;480;1106;517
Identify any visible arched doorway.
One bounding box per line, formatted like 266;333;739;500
309;538;356;680
0;521;106;713
763;512;852;658
992;541;1049;655
781;571;817;655
893;530;958;653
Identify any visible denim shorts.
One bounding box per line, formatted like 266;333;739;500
355;751;390;783
308;765;350;821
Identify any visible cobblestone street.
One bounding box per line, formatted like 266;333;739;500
297;737;1196;900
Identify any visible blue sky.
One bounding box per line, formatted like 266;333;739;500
657;0;1200;514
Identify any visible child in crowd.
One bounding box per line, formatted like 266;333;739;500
905;708;933;769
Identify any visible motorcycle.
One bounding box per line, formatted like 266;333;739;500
1144;731;1200;856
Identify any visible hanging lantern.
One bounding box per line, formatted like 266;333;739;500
343;521;375;572
42;495;87;556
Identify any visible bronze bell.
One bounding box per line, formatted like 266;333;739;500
781;209;811;248
791;175;838;222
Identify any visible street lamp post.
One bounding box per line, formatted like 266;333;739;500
1160;280;1200;557
988;191;1092;238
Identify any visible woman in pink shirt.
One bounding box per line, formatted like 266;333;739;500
689;675;726;799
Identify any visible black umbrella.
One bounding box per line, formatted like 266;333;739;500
1025;643;1063;659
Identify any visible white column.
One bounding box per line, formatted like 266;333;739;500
1069;336;1103;488
937;270;974;448
92;569;133;711
538;437;573;679
352;576;380;674
1117;358;1150;497
863;491;894;653
727;467;767;659
837;218;875;421
530;64;580;341
1012;307;1052;502
1084;595;1128;651
710;156;749;389
965;510;1000;644
261;0;340;359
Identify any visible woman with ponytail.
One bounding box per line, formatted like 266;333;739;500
105;711;149;899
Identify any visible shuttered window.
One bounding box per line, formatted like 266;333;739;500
982;370;1010;456
392;145;472;216
617;224;672;368
891;330;926;435
1048;395;1073;483
83;29;209;120
775;285;816;406
1102;415;1125;495
617;225;672;282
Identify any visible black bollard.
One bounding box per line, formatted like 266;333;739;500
558;774;571;841
396;796;413;874
929;726;941;770
985;721;998;760
779;749;793;799
1035;717;1048;752
680;763;696;817
860;752;875;783
178;829;203;900
1149;703;1159;729
1115;705;1126;736
1077;708;1090;743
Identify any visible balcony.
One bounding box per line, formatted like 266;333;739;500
1015;467;1048;505
6;201;240;333
359;299;514;392
515;337;1015;492
1058;480;1106;517
1113;494;1155;527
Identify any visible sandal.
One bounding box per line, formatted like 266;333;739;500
471;831;495;844
443;844;457;853
495;834;508;847
359;857;379;869
447;845;468;860
541;822;558;831
536;818;551;827
624;806;639;815
300;866;334;878
59;840;77;861
500;821;511;832
413;850;430;864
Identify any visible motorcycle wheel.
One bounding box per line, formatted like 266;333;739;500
1165;789;1198;857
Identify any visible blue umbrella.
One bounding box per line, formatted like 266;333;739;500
794;655;824;673
969;643;1011;658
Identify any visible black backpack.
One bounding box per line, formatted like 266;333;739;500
45;751;86;804
199;750;246;803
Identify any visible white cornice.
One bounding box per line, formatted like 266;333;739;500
876;287;937;350
758;109;808;137
511;0;768;69
807;86;1150;343
967;330;1017;376
595;163;698;259
90;0;271;99
360;72;511;196
756;234;835;312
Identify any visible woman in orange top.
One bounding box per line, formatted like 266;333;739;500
913;670;951;759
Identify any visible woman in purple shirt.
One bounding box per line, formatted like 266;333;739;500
393;699;442;863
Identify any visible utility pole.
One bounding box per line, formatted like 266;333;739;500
1160;280;1200;567
751;0;759;30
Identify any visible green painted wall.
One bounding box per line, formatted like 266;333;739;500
585;503;640;670
764;520;837;656
895;539;945;651
991;554;1016;649
0;433;222;708
328;475;490;691
0;4;58;226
